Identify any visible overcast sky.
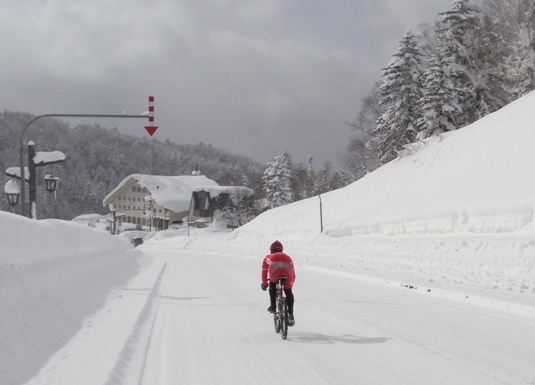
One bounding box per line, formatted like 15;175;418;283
0;0;454;167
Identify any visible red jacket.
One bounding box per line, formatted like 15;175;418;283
261;252;295;289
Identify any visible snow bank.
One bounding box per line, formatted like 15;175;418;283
0;212;145;385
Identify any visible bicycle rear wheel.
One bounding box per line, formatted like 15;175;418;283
280;298;288;340
273;310;280;333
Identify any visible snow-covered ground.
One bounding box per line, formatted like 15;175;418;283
1;91;535;384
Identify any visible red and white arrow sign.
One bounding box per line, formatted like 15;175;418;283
145;96;158;136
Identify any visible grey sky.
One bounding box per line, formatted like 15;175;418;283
0;0;453;167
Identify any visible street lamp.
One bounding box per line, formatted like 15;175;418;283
44;174;59;218
44;174;59;192
5;179;20;212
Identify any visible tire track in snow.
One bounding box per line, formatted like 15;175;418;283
105;262;168;385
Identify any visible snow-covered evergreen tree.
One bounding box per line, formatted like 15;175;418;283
418;50;460;137
306;155;317;197
435;0;482;127
262;152;294;208
314;163;332;195
375;28;424;163
469;12;510;118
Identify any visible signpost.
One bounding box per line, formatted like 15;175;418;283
144;96;158;136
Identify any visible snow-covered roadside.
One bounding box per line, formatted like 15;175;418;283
146;228;535;320
23;259;166;385
0;212;146;385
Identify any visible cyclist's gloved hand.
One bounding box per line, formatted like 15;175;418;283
261;283;268;291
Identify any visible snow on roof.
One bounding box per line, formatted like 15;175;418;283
103;174;220;213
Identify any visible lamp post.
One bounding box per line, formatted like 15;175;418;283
44;174;59;218
5;179;20;213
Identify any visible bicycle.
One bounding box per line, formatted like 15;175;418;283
273;276;289;340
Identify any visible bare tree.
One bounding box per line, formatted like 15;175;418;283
340;83;383;180
482;0;535;97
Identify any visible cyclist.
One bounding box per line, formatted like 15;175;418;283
261;240;296;326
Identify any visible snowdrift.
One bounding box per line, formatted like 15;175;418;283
0;212;144;385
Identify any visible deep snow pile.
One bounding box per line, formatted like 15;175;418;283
0;212;145;385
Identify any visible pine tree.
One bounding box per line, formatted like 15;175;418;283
290;163;308;201
471;14;510;117
306;155;317;197
418;50;460;137
262;152;294;208
314;163;331;195
375;29;424;163
436;0;482;127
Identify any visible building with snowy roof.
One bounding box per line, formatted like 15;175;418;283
102;173;254;230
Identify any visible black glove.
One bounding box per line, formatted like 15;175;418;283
261;283;268;291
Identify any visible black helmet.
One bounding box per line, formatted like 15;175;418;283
270;240;283;253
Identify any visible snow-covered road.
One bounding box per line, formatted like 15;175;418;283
94;245;534;385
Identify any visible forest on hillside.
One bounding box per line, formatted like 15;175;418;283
0;111;265;220
340;0;535;176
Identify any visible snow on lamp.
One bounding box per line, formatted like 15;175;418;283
5;179;20;206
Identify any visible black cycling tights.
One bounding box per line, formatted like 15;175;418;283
269;282;294;316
